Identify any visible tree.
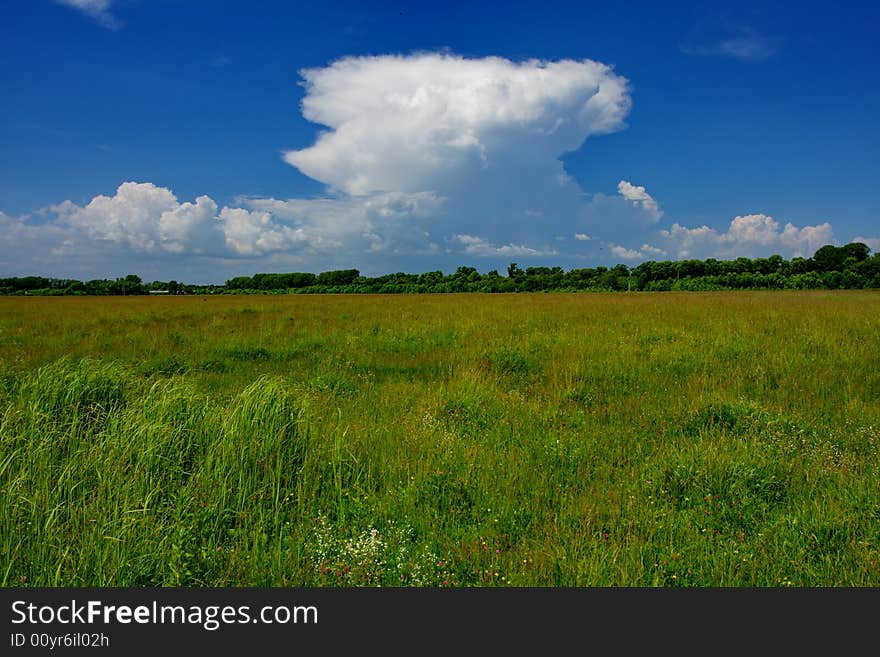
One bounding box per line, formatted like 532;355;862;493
452;266;480;282
418;271;444;286
119;274;145;295
225;276;253;290
812;245;846;272
317;269;360;286
842;242;871;262
789;257;811;275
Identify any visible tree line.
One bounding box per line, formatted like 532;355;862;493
2;242;878;296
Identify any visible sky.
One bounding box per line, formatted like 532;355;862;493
1;0;878;283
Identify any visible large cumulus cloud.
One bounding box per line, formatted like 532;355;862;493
60;182;223;255
284;54;630;197
280;53;634;252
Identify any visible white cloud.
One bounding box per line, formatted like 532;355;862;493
1;182;447;277
284;54;630;197
239;191;443;255
609;245;643;260
640;243;666;257
852;236;880;253
55;0;120;29
0;180;850;279
452;235;557;257
276;54;634;265
617;181;662;220
778;221;833;253
218;207;313;257
14;182;311;262
63;182;225;254
4;180;842;279
606;243;665;262
159;196;221;254
64;182;174;252
659;214;833;259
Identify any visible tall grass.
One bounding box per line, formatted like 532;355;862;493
1;291;878;585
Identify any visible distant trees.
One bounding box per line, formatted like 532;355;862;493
226;272;318;290
813;243;870;273
813;245;848;272
316;269;360;286
2;243;878;296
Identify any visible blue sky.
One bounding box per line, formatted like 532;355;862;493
1;0;878;283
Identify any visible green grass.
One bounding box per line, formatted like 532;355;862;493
1;291;878;586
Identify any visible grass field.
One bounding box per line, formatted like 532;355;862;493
1;291;878;586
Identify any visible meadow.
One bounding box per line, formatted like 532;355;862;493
1;291;878;586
